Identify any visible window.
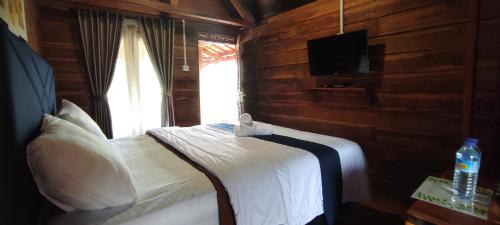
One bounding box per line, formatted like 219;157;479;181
108;24;161;138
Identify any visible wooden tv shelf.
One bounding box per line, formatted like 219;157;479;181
308;87;366;95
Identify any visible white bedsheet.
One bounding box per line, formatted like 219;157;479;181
41;134;218;225
41;123;369;225
262;122;370;203
148;122;370;225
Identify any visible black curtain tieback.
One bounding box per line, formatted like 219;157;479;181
93;94;108;101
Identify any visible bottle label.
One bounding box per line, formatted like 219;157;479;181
455;158;480;173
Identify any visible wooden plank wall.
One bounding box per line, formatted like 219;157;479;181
240;39;258;116
37;1;238;127
179;0;233;17
243;0;499;210
173;21;201;127
473;0;500;176
25;0;42;54
38;6;92;113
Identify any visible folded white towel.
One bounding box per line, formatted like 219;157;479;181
254;123;273;135
234;125;256;136
239;113;253;126
234;114;273;136
234;113;255;136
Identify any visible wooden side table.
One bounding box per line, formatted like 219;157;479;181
406;174;497;225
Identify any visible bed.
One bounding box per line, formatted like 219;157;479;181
0;20;369;225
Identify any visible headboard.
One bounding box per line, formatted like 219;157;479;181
0;19;57;224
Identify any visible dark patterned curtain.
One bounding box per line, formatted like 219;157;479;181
77;9;124;138
138;16;175;127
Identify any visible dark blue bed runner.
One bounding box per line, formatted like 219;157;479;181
209;123;342;225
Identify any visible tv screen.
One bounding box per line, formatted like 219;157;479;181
307;30;369;76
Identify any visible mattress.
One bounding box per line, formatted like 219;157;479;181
261;122;370;203
40;134;219;225
40;123;369;225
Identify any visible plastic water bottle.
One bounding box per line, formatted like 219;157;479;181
452;138;481;203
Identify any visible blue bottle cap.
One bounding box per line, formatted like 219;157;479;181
465;138;478;145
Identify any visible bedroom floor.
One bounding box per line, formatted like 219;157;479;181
359;193;412;218
336;202;404;225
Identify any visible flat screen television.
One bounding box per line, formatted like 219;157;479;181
307;30;369;76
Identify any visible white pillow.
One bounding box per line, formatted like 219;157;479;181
28;114;136;211
57;99;107;139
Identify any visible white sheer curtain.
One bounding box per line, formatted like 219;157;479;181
108;23;162;138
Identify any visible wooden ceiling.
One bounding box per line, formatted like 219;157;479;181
39;0;251;27
220;0;317;24
199;41;237;66
39;0;316;28
240;0;316;22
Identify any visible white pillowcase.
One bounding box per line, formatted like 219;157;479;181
57;99;107;139
28;114;137;211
